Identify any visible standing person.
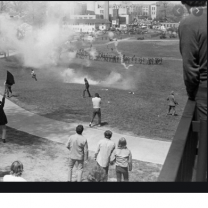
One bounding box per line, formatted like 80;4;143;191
83;78;91;98
179;1;207;121
0;91;7;143
31;69;37;81
4;71;15;98
167;91;178;115
179;1;207;181
89;93;101;127
3;161;26;182
110;137;132;182
66;125;88;182
94;130;115;181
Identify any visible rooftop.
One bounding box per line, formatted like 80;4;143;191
67;19;111;24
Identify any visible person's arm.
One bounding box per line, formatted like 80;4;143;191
84;140;88;161
128;151;133;171
110;149;116;165
178;22;200;100
1;94;6;108
94;141;100;160
66;138;71;150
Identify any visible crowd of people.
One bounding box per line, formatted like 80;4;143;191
76;48;163;65
2;126;133;182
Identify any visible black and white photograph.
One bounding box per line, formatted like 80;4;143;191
0;0;207;191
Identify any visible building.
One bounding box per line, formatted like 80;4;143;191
142;5;149;16
64;19;111;33
150;4;157;20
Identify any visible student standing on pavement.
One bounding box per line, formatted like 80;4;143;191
110;137;132;182
83;78;91;98
94;130;115;181
66;125;88;182
89;93;101;127
167;91;178;116
0;90;7;143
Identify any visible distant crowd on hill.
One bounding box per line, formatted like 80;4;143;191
75;48;163;65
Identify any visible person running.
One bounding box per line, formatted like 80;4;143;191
167;91;178;116
0;91;7;143
83;78;91;98
89;93;101;127
110;137;132;182
31;69;37;81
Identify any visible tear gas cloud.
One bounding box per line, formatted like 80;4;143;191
61;68;139;90
0;2;140;91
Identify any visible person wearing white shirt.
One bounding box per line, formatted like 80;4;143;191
3;161;26;182
89;93;101;127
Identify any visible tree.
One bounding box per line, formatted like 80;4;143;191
23;1;47;27
0;1;10;13
156;2;184;22
9;1;28;17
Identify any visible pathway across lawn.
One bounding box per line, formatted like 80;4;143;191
1;95;171;165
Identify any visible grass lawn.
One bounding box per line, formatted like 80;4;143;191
0;39;187;140
0;127;162;182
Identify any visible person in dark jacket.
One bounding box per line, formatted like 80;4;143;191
83;78;91;98
167;91;178;116
179;1;207;121
179;1;207;182
0;92;8;143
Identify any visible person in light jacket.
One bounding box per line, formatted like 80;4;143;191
167;91;178;116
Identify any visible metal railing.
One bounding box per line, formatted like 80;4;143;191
158;99;207;182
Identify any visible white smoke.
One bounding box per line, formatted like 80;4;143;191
61;68;139;90
0;2;76;68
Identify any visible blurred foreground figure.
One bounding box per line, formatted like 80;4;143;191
89;93;101;127
0;91;7;143
179;1;207;181
179;1;207;121
66;125;88;182
3;161;26;182
83;78;91;98
167;91;178;116
31;69;37;81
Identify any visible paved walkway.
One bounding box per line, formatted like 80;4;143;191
1;95;171;164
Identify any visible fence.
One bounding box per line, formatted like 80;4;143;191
158;99;207;182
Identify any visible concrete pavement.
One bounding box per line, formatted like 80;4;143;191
1;95;171;164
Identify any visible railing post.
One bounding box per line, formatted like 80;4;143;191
196;120;207;181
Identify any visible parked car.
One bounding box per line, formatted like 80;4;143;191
137;37;144;40
160;34;167;39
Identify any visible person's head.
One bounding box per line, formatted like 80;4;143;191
171;91;174;95
87;164;106;182
76;125;84;135
118;137;127;149
104;130;112;139
84;78;87;82
10;161;24;177
94;93;99;98
181;1;207;13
